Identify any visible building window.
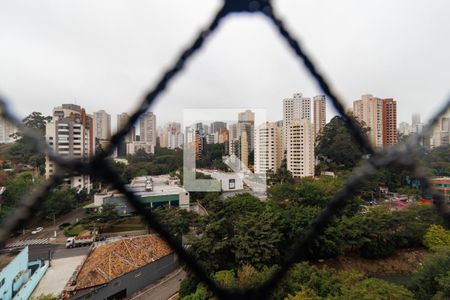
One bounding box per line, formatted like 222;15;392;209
229;179;235;190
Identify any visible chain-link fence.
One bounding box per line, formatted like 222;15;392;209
0;1;449;299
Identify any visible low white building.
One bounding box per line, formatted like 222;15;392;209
126;141;155;155
91;175;189;214
196;170;244;192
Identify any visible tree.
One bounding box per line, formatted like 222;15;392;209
153;206;197;236
335;271;414;300
231;210;282;269
267;157;294;185
315;116;369;171
7;112;51;174
423;224;450;251
36;187;77;220
411;248;450;300
2;172;35;207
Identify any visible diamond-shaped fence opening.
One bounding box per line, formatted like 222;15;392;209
0;1;449;299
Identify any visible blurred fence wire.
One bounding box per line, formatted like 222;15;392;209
0;0;449;299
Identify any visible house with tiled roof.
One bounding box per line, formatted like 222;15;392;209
63;235;178;300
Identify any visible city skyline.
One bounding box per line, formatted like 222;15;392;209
1;1;449;127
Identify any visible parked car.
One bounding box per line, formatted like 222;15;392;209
31;227;44;234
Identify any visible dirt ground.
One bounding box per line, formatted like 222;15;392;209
313;248;429;276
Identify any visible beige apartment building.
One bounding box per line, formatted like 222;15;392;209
313;95;326;139
353;94;397;148
254;122;282;175
286;119;314;178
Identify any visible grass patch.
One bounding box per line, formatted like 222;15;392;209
64;224;85;237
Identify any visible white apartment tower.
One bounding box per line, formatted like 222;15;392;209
286;119;314;178
254;122;282;175
283;93;311;153
431;113;450;148
0;118;18;144
93;110;111;141
139;112;157;146
133;111;158;153
45;104;92;191
167;122;183;149
313;95;326;138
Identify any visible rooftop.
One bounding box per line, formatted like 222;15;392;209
0;249;21;270
71;235;172;290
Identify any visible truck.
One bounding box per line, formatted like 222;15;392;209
66;234;96;248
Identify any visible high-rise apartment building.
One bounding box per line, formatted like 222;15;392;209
45;104;92;191
313;95;326;139
116;113;135;157
0;118;18;144
286;119;314;178
93;110;111;141
158;127;168;148
398;122;412;136
240;130;249;168
228;110;255;168
254;122;282;175
382;98;398;146
117;113;135;143
431;113;450;148
353;94;397;148
166;122;183;149
210;121;227;134
238;110;255;124
217;128;229;144
283;93;311;153
412;113;421;130
139;112;157;146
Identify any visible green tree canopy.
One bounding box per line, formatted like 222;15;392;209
315;116;369;171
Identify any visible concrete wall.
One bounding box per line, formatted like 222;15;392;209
0;247;48;300
0;247;28;300
13;262;49;300
70;253;178;300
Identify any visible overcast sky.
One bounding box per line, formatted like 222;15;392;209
0;0;449;131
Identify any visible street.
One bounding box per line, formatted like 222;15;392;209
5;208;85;247
28;244;90;261
128;269;186;300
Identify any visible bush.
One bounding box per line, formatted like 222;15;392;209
359;238;396;259
411;249;450;299
423;224;450;251
179;275;200;298
64;224;85;237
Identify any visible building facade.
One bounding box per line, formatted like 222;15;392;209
45;104;92;190
0;118;18;144
139;112;157;146
283;93;311;154
286;119;314;178
313;95;326;140
353;94;397;148
431;114;450;148
254;122;282;175
117;113;135;143
0;247;48;300
382;98;398;146
92;110;111;141
210;121;227;134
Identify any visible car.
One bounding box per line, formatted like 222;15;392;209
31;227;44;234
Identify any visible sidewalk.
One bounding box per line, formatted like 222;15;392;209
31;254;87;298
